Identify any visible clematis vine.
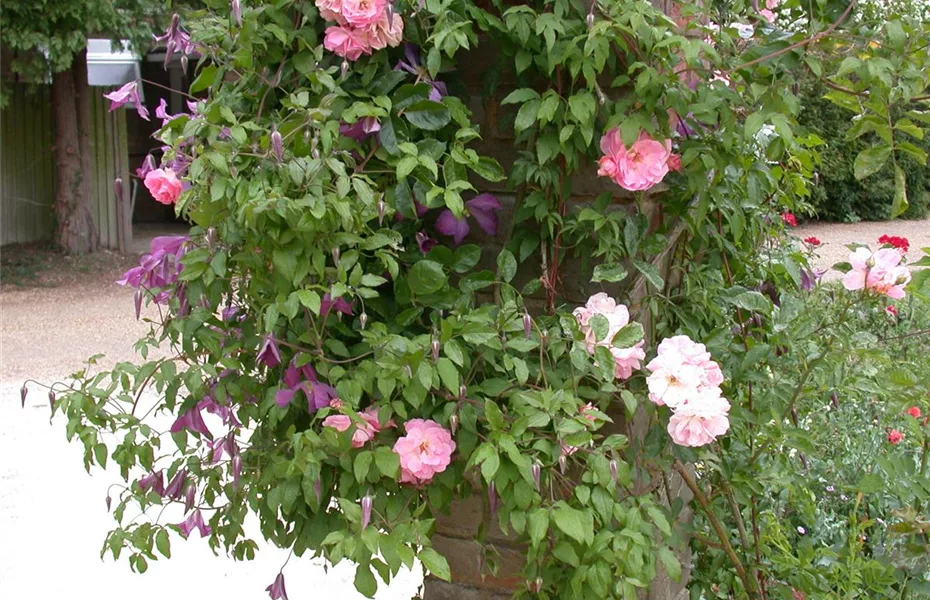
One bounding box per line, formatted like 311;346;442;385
275;360;338;412
155;13;196;67
320;292;354;319
340;116;381;141
117;235;189;303
435;193;502;244
266;572;289;600
178;508;211;538
395;44;448;101
103;81;149;121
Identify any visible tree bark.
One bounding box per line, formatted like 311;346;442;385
51;50;97;254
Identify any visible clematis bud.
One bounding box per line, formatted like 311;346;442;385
341;60;349;78
312;148;320;160
586;12;595;29
48;390;56;411
106;495;112;511
431;338;440;362
359;312;368;329
185;483;196;512
377;199;386;225
403;365;412;379
360;493;373;530
331;247;340;265
523;312;532;339
313;478;322;502
488;481;499;518
790;408;799;427
205;227;216;248
180;54;188;74
265;572;289;600
449;413;459;435
271;129;283;162
114;177;123;201
540;329;548;347
559;454;567;474
134;289;143;320
830;391;840;409
20;384;27;408
609;459;618;483
532;462;541;491
459;384;467;399
232;455;242;488
231;0;242;26
799;452;808;469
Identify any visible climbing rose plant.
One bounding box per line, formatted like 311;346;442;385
33;0;930;598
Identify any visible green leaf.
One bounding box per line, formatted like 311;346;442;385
484;400;505;430
592;264;628;283
404;101;451;131
515;99;540;133
501;88;540;105
471;157;506;182
155;529;171;559
452;245;481;273
190;65;218;93
374;446;400;479
354;564;377;598
436;358;460;394
497;249;517;283
658;547;682;582
93;443;108;468
551;503;587;544
633;260;665;291
612;322;644;349
853;146;892;180
296;290;321;315
552;541;580;566
396;156;418;179
419;548;451;581
892;164;908;218
527;509;550;546
727;290;773;315
481;451;500;481
354;451;373;482
646;506;672;536
856;473;885;493
589;314;609;342
408;261;447;294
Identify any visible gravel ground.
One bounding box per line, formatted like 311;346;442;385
0;244;420;600
795;217;930;281
1;217;926;599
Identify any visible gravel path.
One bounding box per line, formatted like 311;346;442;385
795;217;930;280
0;253;420;600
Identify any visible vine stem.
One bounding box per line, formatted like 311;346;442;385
674;460;760;599
726;0;857;74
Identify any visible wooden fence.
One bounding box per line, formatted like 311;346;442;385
1;83;130;249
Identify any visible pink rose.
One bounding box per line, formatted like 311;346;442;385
597;155;619;179
323;407;394;448
323;25;371;61
646;335;725;407
759;9;776;23
842;247;911;300
611;344;646;380
667;153;682;172
340;0;387;27
316;0;346;24
144;168;183;205
598;128;673;192
393;419;455;485
364;11;403;49
666;390;731;447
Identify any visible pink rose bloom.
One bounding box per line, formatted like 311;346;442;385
393;419;456;485
842;247;911;300
572;293;644;380
364;11;403;49
887;429;903;445
666;153;682;172
598;128;672;192
323;407;394;448
667;390;731;447
759;9;776;23
646;335;724;407
323;25;371;61
144;168;183;205
316;0;346;24
597;155;619;179
340;0;387;27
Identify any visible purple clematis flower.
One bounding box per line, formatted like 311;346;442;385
199;395;241;428
800;268;826;292
435;193;502;245
257;335;281;368
394;199;429;222
170;404;212;438
103;81;150;121
155;98;183;125
165;469;188;500
416;231;437;254
178;508;211;538
136;154;157;178
320;293;353;319
266;572;289;600
395;44;448;101
340;117;381;142
274;360;338;412
155;13;196;68
137;470;165;496
117;235;189;302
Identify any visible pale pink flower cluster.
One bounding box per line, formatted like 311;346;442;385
323;407;395;448
646;335;730;447
573;293;646;380
598;129;681;192
759;0;780;23
841;247;911;300
393;419;456;485
317;0;403;61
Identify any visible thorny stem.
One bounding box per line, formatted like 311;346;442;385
674;461;760;599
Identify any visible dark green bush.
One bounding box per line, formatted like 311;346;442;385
799;83;930;222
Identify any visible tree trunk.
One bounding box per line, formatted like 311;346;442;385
51;50;97;254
